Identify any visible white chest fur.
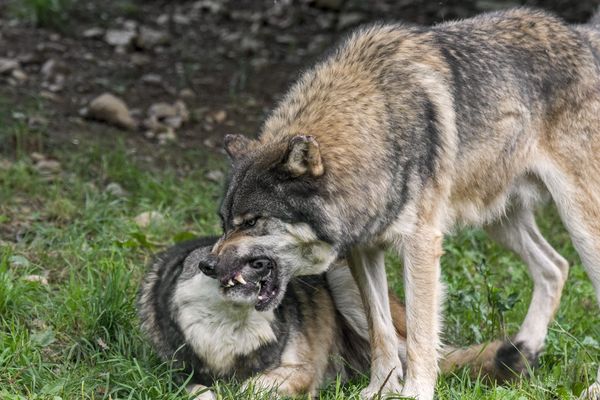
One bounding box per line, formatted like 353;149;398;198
173;274;277;374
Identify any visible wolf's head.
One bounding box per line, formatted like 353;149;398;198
211;134;339;311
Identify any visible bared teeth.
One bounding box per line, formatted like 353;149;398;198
234;273;247;285
257;295;264;300
226;279;234;287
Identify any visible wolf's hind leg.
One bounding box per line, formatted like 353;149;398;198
536;155;600;395
485;207;568;378
347;246;404;399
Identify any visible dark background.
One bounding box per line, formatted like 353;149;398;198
1;0;599;157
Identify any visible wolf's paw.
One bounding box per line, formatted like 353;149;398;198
359;379;403;400
241;374;285;399
186;384;216;400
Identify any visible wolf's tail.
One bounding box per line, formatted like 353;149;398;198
439;339;536;382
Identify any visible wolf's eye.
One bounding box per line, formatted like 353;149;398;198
243;217;258;228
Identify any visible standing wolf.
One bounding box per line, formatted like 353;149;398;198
212;8;600;399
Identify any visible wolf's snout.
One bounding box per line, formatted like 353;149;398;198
250;258;272;271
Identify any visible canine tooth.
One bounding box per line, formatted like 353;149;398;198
258;295;264;300
227;279;234;287
234;273;247;285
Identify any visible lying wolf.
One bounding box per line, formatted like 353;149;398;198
138;237;507;399
209;8;600;399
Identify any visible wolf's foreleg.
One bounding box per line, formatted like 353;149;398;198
347;246;403;399
400;228;443;400
187;384;216;400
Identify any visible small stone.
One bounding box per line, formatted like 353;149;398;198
105;29;136;47
23;275;49;286
157;128;177;143
130;53;151;67
144;100;189;131
87;93;137;130
0;58;19;74
30;152;45;162
96;337;109;351
39;91;60;102
141;73;162;85
135;27;169;50
179;88;195;100
173;14;191;25
213;109;227;124
105;182;127;197
205;169;225;183
82;27;105;39
28;115;48;129
11;69;27;82
35;159;61;174
134;211;164;228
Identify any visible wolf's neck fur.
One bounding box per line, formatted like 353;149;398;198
173;274;277;374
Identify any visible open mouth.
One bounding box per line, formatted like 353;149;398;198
219;258;279;311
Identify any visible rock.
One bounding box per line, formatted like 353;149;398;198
337;12;366;30
135;27;169;50
104;29;136;47
105;182;127;197
82;27;105;39
205;169;225;183
11;69;27;82
87;93;137;130
144;100;189;132
134;211;164;228
0;58;19;74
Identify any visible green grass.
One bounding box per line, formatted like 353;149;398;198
0;104;598;399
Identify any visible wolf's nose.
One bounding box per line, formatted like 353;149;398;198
198;258;217;278
250;258;272;271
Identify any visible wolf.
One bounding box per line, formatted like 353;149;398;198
138;237;508;399
210;7;600;399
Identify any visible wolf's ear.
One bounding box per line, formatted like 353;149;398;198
284;135;324;177
224;134;251;160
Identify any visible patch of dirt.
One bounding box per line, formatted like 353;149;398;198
0;0;597;162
